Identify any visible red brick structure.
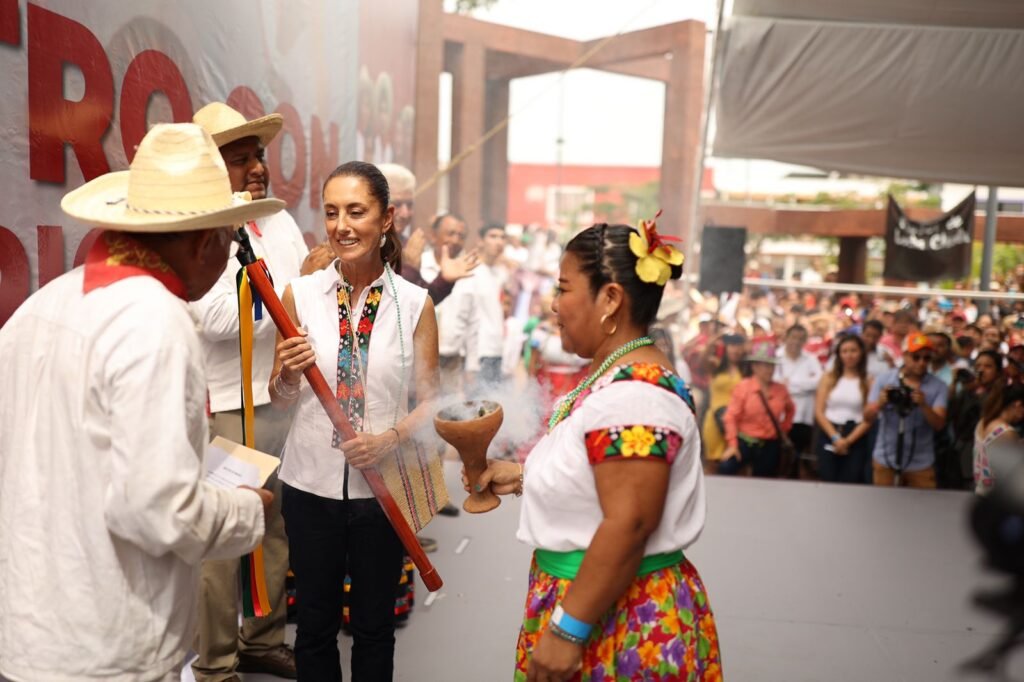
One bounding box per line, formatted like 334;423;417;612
507;163;715;227
412;2;705;242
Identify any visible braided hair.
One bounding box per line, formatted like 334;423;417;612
563;223;683;329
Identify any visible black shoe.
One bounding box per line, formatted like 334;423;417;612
439;502;461;517
418;536;438;553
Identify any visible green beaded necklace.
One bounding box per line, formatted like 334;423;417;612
547;335;654;431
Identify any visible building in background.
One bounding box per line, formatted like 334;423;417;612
506;163;714;229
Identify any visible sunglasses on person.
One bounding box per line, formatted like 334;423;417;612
909;353;933;363
393;199;414;210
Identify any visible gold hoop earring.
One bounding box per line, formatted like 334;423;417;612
600;313;618;336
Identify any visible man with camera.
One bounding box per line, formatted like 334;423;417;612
865;333;949;488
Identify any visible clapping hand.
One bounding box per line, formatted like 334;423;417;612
300;241;336;275
439;245;479;283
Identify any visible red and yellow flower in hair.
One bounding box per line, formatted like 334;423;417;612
629;210;683;286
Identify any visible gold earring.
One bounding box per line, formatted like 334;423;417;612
600;313;618;336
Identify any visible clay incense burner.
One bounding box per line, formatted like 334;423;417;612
434;400;504;513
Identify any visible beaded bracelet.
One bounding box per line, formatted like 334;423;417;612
274;372;300;399
513;463;524;497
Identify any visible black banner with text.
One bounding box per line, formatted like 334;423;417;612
883;193;974;281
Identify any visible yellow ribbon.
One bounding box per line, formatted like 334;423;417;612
237;267;272;617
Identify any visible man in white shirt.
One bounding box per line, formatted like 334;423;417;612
467;223;508;389
422;213;478;394
775;324;823;475
190;102;330;681
376;163;477;307
861;319;896;380
0;124;274;681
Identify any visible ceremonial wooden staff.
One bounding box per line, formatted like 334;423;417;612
234;226;443;592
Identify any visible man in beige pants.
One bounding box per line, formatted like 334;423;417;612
190;103;335;680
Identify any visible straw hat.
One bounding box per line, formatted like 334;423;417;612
61;123;285;233
193;101;283;148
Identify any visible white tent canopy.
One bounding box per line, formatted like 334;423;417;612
712;0;1024;187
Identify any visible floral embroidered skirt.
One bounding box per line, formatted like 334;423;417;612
515;557;722;681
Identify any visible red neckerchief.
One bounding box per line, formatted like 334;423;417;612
83;231;188;300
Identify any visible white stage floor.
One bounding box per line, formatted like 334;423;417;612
186;465;1024;681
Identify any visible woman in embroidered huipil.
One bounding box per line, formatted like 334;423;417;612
269;161;445;680
474;221;721;681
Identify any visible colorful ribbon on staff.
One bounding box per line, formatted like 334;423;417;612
237;261;274;618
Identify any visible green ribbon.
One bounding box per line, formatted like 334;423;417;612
535;549;684;581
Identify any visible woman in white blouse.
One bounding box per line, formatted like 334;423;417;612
814;334;874;483
269;161;444;680
472;221;721;681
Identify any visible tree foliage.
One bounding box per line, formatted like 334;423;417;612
452;0;500;14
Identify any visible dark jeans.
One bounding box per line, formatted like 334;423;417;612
817;421;869;484
785;423;815;478
718;438;780;478
788;423;814;455
281;484;404;682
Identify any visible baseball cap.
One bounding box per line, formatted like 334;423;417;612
903;333;933;354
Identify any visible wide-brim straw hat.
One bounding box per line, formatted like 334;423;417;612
193;101;283;148
61;123;285;233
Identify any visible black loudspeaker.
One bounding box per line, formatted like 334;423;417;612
698;226;747;294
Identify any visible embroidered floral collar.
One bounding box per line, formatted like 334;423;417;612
565;362;695;421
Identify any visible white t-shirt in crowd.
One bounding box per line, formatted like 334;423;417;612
824;376;867;424
467;263;505;368
775;349;823;426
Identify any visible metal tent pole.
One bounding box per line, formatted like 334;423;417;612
978;186;999;315
680;0;727;322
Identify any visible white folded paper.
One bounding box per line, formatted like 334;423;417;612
204;436;280;490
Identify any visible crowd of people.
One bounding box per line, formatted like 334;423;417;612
399;194;1024;497
0;99;1020;682
667;287;1024;492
